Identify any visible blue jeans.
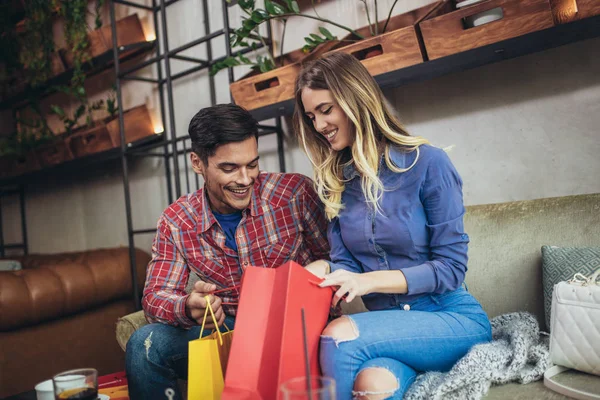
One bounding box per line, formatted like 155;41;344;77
320;288;491;400
125;316;235;400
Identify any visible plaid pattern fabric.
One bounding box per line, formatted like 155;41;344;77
143;172;330;328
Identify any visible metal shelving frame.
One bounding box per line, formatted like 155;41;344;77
109;0;286;309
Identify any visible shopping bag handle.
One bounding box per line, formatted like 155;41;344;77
199;295;232;345
210;284;241;295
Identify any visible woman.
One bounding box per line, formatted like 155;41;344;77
294;52;492;400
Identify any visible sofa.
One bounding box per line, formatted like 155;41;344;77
116;193;600;399
0;247;150;398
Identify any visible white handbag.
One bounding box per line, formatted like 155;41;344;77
544;268;600;400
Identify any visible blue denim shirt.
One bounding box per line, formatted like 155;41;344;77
328;144;470;311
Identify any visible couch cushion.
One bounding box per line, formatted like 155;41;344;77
116;310;147;351
484;380;569;399
464;193;600;330
541;245;600;330
0;247;150;331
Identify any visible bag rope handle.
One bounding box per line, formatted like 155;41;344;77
199;295;232;345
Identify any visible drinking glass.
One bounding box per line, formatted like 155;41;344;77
280;376;336;400
52;368;98;400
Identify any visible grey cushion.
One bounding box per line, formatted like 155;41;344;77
541;246;600;330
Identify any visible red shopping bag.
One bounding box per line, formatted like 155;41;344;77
221;261;333;400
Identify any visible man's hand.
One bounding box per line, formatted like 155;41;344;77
185;281;225;329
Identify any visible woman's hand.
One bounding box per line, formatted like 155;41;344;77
304;260;331;278
319;269;373;307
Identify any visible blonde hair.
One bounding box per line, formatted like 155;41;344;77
293;52;429;220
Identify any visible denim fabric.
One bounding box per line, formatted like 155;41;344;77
125;316;235;400
320;288;491;400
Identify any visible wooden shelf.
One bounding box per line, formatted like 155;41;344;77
0;40;156;110
0;134;165;186
247;15;600;122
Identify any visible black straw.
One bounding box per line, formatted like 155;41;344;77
301;308;313;400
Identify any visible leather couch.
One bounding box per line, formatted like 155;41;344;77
116;193;600;399
0;247;150;398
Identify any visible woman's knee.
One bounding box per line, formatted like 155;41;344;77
322;316;359;343
353;368;399;400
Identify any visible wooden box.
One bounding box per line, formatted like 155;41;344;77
62;14;145;67
577;0;600;19
36;137;74;167
420;0;555;60
106;104;154;147
230;44;339;111
325;2;445;76
68;124;114;158
5;152;41;178
100;14;146;50
549;0;599;24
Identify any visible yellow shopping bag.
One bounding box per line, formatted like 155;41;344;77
188;295;234;400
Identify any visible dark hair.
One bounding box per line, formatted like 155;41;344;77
188;104;259;163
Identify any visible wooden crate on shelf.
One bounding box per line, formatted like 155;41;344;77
36;137;74;167
101;14;146;50
419;0;555;60
549;0;599;24
230;43;338;112
577;0;600;19
62;14;146;67
324;1;446;76
67;124;114;158
0;152;42;178
106;104;154;147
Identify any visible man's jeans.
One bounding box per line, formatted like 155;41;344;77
320;287;492;400
125;316;235;400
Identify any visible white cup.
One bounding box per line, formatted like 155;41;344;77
34;379;53;400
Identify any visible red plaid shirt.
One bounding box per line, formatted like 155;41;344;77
142;172;330;328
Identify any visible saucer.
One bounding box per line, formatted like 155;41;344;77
98;394;110;400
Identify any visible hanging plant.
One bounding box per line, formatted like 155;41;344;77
19;0;55;87
59;0;91;90
94;0;105;30
0;4;22;96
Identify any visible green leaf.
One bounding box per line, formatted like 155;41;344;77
238;53;251;64
265;0;285;15
238;0;255;10
242;18;256;31
319;27;335;40
251;9;268;23
310;33;324;43
224;57;240;67
74;104;85;119
304;37;317;46
50;105;65;118
291;1;300;13
239;41;250;47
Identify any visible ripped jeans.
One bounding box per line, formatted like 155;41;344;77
320;288;491;400
125;316;235;400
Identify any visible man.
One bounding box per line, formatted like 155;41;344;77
125;104;329;400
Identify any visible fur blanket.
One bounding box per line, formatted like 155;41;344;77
404;312;550;400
